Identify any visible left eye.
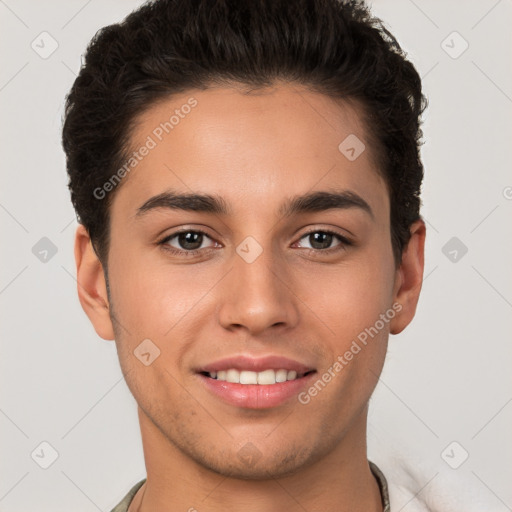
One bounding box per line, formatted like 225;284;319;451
296;230;347;250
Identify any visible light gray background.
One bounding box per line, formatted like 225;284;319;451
1;0;511;510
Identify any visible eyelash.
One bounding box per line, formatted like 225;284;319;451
158;228;353;258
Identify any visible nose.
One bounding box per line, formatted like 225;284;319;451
216;246;300;336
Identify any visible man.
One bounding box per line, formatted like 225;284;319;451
62;0;426;510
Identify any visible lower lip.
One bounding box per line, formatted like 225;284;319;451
198;373;316;409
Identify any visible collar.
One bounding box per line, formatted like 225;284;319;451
369;460;391;511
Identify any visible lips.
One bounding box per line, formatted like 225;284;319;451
196;355;316;409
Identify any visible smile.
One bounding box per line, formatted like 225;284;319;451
196;355;317;408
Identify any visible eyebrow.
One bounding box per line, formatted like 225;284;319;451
135;189;374;220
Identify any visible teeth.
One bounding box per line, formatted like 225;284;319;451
257;369;275;385
240;371;258;384
275;369;288;382
226;369;239;383
208;368;303;384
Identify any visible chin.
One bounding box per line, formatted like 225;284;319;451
185;441;317;481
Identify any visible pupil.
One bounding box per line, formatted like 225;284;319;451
179;232;202;250
311;232;332;249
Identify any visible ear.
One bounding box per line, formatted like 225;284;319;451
74;224;115;340
389;219;426;335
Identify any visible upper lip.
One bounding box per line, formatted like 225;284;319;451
197;355;315;374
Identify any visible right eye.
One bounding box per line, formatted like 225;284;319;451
159;229;220;256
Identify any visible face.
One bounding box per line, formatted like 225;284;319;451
77;83;424;480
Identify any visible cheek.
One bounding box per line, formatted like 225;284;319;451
304;262;393;412
108;251;213;337
306;256;395;342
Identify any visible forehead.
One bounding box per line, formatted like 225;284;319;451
112;84;389;222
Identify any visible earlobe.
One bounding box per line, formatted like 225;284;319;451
389;219;426;335
74;224;115;340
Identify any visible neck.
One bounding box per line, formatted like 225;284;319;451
131;406;382;512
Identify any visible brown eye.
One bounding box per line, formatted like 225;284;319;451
175;231;204;250
307;231;336;250
160;230;217;253
297;230;350;251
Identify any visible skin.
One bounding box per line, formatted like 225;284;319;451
74;83;425;511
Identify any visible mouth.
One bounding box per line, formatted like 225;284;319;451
196;355;317;409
